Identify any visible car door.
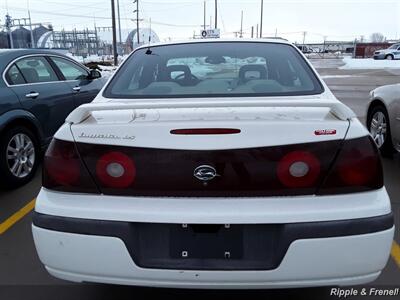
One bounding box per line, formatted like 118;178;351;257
5;55;75;141
48;56;101;107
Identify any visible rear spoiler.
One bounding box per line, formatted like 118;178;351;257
66;99;356;124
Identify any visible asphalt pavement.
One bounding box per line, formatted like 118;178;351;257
0;58;399;300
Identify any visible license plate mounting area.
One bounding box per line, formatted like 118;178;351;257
170;224;243;260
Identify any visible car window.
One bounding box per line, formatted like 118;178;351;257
5;65;26;85
104;42;323;99
15;56;58;83
50;57;88;80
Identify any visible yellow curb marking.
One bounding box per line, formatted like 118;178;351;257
0;198;36;235
391;240;400;269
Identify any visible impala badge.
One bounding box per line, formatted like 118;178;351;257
194;165;219;184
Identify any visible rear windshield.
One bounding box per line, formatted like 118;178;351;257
104;42;324;99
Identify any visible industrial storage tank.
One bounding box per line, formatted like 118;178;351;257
126;28;160;50
0;31;9;48
11;27;31;48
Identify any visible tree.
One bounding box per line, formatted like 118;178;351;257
370;32;386;43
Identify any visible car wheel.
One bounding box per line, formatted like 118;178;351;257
0;126;39;189
367;105;394;157
385;54;394;60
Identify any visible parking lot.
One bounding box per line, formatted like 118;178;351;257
0;58;399;299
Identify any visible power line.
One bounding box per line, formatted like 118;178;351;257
5;4;201;28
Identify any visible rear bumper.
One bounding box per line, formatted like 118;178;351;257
32;212;394;288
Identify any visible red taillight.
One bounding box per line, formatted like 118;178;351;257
277;151;321;188
170;128;241;135
46;141;80;186
318;136;383;195
96;151;136;188
44;136;382;197
43;139;98;193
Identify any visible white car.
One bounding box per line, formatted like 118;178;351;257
32;39;394;289
373;43;400;60
367;85;400;156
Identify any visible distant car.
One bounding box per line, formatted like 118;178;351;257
368;85;400;156
296;45;312;54
373;43;400;60
0;49;103;188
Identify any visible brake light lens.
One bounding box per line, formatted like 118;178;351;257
170;128;241;135
317;136;383;195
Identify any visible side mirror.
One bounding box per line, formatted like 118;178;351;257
88;69;101;80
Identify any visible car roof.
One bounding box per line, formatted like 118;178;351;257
135;38;292;51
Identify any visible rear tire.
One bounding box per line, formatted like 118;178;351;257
367;105;394;157
0;126;39;189
385;54;394;60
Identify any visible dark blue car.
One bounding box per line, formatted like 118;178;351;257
0;49;104;188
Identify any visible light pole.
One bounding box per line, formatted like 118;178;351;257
240;10;243;38
260;0;263;38
116;0;122;45
111;0;118;65
133;0;140;45
27;0;34;48
203;1;206;31
215;0;217;29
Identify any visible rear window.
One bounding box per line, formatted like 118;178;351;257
104;42;324;99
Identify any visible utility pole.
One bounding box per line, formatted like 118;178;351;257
214;0;217;29
260;0;263;38
116;0;122;44
111;0;118;65
251;26;254;38
275;28;278;38
27;0;34;48
203;1;206;31
302;31;307;47
256;24;258;39
239;10;243;38
133;0;140;45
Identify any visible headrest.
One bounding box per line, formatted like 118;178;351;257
239;65;267;82
20;68;39;83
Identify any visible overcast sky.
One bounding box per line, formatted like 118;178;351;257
2;0;400;43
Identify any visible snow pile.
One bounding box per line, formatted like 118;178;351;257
320;75;356;79
340;57;400;69
66;53;129;64
66;54;113;64
98;65;118;79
